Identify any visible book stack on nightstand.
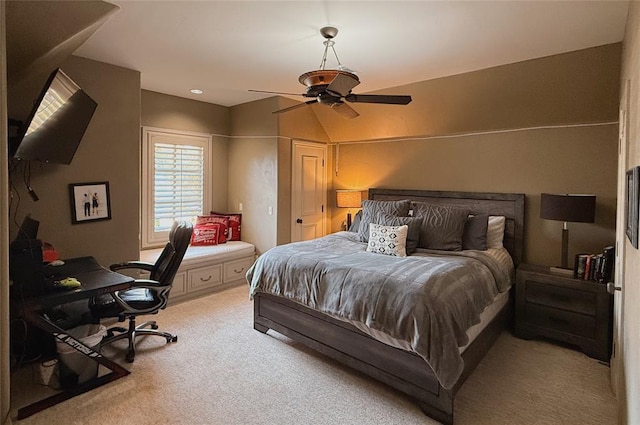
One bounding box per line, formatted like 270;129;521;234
514;263;613;362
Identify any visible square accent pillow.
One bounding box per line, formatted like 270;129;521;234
211;211;242;241
357;199;411;243
197;215;228;244
412;203;470;251
373;213;421;254
190;222;221;246
366;223;408;257
462;214;489;250
487;216;506;249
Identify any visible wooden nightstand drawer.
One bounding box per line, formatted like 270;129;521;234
524;304;596;339
515;263;613;362
525;281;596;315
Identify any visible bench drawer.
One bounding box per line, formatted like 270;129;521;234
224;257;254;283
189;264;222;291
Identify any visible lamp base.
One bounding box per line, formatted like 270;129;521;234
549;266;574;277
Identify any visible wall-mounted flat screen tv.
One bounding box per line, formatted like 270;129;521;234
10;68;97;165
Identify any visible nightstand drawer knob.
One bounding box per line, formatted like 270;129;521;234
606;282;621;295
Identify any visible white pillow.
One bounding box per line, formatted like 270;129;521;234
366;223;408;257
487;216;506;249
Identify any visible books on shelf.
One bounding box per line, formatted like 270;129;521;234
574;245;615;282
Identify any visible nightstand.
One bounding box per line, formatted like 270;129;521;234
514;263;613;362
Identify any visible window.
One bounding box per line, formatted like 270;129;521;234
142;127;211;248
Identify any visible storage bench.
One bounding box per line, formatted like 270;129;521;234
139;241;256;304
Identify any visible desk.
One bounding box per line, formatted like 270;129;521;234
17;256;134;420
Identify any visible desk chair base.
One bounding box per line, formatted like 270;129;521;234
103;316;177;363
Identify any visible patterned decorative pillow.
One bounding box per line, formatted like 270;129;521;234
190;222;221;246
211;211;242;241
197;215;228;244
366;223;408;257
412;203;470;251
373;213;421;254
357;199;411;242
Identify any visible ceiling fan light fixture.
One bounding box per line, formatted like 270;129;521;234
249;26;412;119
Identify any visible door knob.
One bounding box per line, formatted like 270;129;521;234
606;282;621;295
296;218;303;224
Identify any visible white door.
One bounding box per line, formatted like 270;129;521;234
291;142;326;242
610;79;629;394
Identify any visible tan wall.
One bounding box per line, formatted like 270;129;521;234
326;44;620;268
229;98;279;254
620;2;640;423
230;97;331;251
315;44;621;143
227;136;278;255
333;125;617;266
140;90;230;212
9;55;140;266
141;90;229;135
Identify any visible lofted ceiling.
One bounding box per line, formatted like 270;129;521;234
16;1;633;108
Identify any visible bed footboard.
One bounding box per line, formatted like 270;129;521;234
253;292;509;424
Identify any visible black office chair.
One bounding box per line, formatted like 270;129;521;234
89;221;193;362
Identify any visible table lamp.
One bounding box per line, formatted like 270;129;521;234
336;189;362;230
540;193;596;273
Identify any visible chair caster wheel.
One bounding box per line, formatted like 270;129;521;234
171;335;178;343
151;323;159;330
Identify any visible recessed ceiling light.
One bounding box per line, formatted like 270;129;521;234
190;89;203;94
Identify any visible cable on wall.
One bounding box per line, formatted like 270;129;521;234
333;120;618;175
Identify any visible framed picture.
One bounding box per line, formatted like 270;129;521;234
625;167;639;248
69;181;112;224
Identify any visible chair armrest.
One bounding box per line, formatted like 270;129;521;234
107;279;172;315
110;261;155;273
129;278;171;291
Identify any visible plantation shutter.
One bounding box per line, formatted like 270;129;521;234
142;127;211;248
153;142;205;232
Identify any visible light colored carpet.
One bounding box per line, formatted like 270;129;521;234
11;285;617;425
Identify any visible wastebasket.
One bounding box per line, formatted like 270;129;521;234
56;323;107;388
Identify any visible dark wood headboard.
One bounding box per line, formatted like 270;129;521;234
369;189;526;266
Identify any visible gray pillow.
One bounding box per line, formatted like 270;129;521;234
462;214;488;250
348;210;362;232
372;213;421;254
412;203;470;251
357;199;411;242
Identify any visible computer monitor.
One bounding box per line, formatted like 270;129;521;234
9;216;45;298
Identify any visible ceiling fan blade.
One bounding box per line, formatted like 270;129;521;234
249;89;306;97
330;102;359;119
272;100;318;114
345;94;412;105
326;72;360;97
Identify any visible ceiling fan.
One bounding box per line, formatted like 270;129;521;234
249;26;412;119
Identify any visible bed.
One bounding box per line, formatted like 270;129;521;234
248;189;525;424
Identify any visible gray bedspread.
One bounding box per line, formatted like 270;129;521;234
246;231;512;389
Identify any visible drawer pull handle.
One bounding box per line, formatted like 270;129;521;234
200;275;213;282
233;267;245;274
